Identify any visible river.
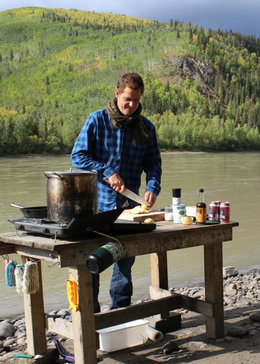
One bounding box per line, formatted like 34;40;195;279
0;152;259;317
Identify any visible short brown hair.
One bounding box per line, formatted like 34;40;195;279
117;72;144;94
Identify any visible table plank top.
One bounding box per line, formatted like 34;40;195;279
0;221;239;252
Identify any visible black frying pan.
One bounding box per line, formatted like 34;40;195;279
67;207;126;233
11;203;47;218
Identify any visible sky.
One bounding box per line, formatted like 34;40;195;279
0;0;259;38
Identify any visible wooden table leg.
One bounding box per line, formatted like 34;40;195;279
151;251;169;319
150;251;168;290
204;242;224;338
69;265;97;364
22;258;47;356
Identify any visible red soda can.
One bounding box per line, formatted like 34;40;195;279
208;201;220;222
220;202;230;223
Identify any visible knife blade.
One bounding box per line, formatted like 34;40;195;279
120;188;149;206
103;178;148;206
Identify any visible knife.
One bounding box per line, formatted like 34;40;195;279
103;178;149;206
120;188;149;206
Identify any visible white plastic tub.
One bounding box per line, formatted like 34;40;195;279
97;319;149;352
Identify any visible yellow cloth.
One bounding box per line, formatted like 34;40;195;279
67;280;79;311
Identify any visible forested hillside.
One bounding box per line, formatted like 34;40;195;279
0;7;260;154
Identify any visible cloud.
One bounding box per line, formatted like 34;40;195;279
90;0;260;35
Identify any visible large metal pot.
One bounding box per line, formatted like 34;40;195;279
44;170;97;222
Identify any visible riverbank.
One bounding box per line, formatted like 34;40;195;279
0;266;260;363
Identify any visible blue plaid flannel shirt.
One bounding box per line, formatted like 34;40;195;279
71;108;161;212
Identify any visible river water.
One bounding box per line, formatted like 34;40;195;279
0;152;259;317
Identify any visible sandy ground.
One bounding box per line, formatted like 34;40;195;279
93;303;260;364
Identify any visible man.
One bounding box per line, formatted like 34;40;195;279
71;72;161;312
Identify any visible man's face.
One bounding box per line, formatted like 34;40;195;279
115;86;142;116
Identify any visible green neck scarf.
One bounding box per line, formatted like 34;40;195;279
107;98;149;146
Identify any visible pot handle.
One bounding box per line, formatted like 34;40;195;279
44;168;74;179
11;203;25;209
44;172;65;179
53;172;65;179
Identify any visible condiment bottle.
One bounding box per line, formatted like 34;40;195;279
172;188;181;206
196;188;206;224
164;205;173;221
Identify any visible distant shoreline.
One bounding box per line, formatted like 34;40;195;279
1;150;260;160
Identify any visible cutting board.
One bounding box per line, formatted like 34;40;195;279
119;209;165;222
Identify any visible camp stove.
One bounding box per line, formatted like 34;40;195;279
10;208;156;238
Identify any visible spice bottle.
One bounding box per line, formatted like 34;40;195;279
86;241;126;274
164;205;173;221
196;188;206;224
172;188;181;206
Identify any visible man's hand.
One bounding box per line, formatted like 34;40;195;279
108;173;126;193
144;192;157;208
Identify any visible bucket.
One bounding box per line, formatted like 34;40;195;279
44;170;97;222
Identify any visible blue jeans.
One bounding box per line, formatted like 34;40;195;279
92;256;135;313
92;273;101;313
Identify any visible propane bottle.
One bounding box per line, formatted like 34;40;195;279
196;188;207;224
86;241;125;274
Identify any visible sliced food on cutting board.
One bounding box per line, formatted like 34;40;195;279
119;206;165;222
128;204;150;214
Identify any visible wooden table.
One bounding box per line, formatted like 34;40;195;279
0;221;238;364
